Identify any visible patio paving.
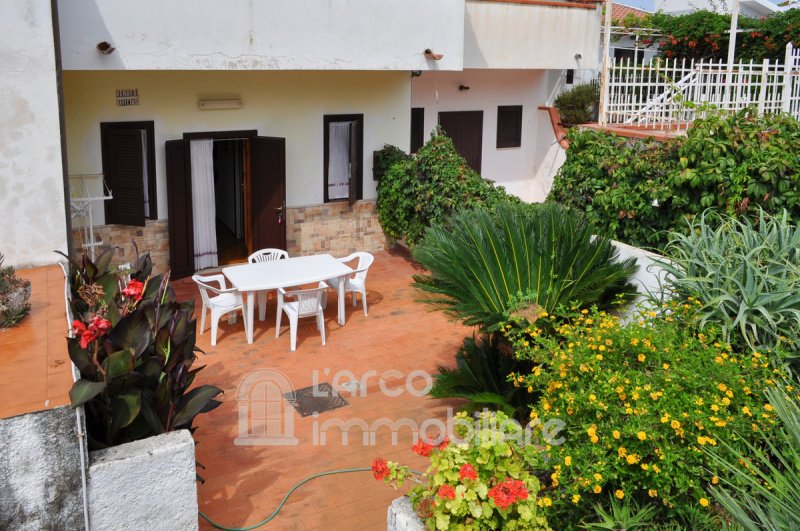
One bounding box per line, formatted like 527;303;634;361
173;248;469;530
0;250;468;529
0;265;73;419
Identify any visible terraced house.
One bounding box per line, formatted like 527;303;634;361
2;0;601;276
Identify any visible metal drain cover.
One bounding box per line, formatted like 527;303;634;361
284;382;349;417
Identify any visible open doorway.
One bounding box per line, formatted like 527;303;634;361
166;131;287;279
213;139;246;265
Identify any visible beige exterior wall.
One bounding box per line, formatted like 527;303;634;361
71;220;169;273
286;200;384;258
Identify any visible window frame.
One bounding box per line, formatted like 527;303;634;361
100;120;158;224
496;105;523;149
323;114;363;204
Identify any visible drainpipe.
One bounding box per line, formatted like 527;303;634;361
599;0;614;126
726;0;740;107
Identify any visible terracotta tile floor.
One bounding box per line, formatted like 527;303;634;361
0;265;73;419
176;249;468;530
0;251;469;530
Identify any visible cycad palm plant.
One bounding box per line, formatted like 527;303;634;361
412;202;638;330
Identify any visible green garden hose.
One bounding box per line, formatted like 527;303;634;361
198;467;423;531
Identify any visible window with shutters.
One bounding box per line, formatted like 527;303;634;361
410;108;424;154
496;106;523;149
323;114;363;204
100;121;157;226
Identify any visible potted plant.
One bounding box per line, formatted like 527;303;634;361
0;253;31;328
60;249;222;449
375;410;552;530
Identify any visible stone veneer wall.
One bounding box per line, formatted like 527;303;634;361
71;220;170;273
285;200;386;257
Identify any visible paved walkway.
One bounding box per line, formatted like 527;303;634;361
0;265;72;419
174;249;468;530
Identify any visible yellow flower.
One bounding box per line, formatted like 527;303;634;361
615;490;625;500
648;489;658;498
593;473;603;481
671;420;681;430
637;431;647;441
565;456;572;466
765;404;775;412
589;394;597;402
637;354;646;362
581;309;589;314
596;354;604;361
626;453;640;465
593;485;602;494
699;498;709;507
618;447;628;457
652;464;661;473
718;383;728;392
598;345;606;352
612;430;621;440
663;363;670;370
572;494;581;504
541;496;552;507
712;476;719;485
641;463;649;470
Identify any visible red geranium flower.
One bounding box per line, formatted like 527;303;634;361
371;458;390;480
412;439;435;457
459;463;478;481
488;478;529;510
438;437;450;451
122;279;144;302
437;484;456;500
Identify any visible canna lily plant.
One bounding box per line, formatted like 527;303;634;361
60;249;222;449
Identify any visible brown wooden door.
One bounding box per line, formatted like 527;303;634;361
438;111;484;173
102;127;146;226
249;137;286;251
165;139;195;280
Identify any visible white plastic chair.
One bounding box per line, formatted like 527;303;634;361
275;284;327;351
324;252;375;316
248;248;289;321
192;274;244;346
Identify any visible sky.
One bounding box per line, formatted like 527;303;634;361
617;0;783;11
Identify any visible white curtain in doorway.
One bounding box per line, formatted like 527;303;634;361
327;122;350;200
190;139;219;270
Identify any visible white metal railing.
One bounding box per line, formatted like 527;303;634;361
602;43;800;131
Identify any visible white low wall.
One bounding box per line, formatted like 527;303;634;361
611;239;671;305
387;497;424;531
87;430;198;531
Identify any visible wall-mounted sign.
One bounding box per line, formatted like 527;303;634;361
115;89;139;107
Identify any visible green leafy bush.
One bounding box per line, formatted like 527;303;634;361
660;209;800;362
373;410;552;530
548;109;800;250
707;383;800;531
0;253;31;328
430;335;532;420
413;202;638;331
376;129;516;246
554;81;599;125
372;144;411;181
63;250;222;449
508;305;784;528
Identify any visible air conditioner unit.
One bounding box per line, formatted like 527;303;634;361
197;99;243;110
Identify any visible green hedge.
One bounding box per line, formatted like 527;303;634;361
376;129;517;246
548;109;800;249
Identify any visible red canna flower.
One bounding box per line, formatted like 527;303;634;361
459;463;478;481
436;484;456;500
122;279;144;302
73;315;112;349
371;458;390;480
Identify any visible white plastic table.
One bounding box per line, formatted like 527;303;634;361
222;254;354;344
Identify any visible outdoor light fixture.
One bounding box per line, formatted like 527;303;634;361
411;70;422;77
574;53;583;60
424;49;444;60
197;99;243;110
96;41;116;55
458;84;470;92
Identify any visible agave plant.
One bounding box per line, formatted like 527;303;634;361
412;202;638;330
706;384;800;531
60;249;222;449
660;209;800;359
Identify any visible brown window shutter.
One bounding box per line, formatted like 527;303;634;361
496;105;523;149
410;108;424;154
103;128;146;226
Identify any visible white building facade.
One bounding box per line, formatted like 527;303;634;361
2;0;602;273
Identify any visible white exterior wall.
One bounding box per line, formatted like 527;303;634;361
655;0;781;17
465;1;601;70
412;69;562;203
63;71;410;222
0;0;68;267
58;0;465;72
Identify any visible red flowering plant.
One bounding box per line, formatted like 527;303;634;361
373;410;551;530
60;249;222;449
